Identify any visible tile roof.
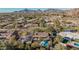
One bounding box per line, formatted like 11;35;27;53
33;32;48;38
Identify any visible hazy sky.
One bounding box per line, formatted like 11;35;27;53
0;8;48;12
0;8;70;12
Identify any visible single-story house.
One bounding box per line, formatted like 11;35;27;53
32;32;49;40
59;32;79;40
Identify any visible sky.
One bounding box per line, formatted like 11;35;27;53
0;8;48;12
0;8;24;12
0;8;70;12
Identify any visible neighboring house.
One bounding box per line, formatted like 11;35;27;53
64;30;77;32
27;19;36;23
0;31;8;39
33;32;48;38
19;33;33;43
44;19;51;23
24;23;38;28
59;32;79;39
65;23;77;27
32;32;49;40
46;22;54;25
24;24;32;28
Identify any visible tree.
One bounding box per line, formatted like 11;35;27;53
52;35;61;48
0;40;6;50
53;19;64;32
39;18;46;27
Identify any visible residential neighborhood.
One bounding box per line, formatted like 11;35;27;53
0;8;79;50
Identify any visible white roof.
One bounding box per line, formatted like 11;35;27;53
59;32;79;39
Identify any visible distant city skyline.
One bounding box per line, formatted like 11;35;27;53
0;8;70;12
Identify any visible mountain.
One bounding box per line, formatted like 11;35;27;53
14;8;43;13
14;8;66;13
44;8;65;13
